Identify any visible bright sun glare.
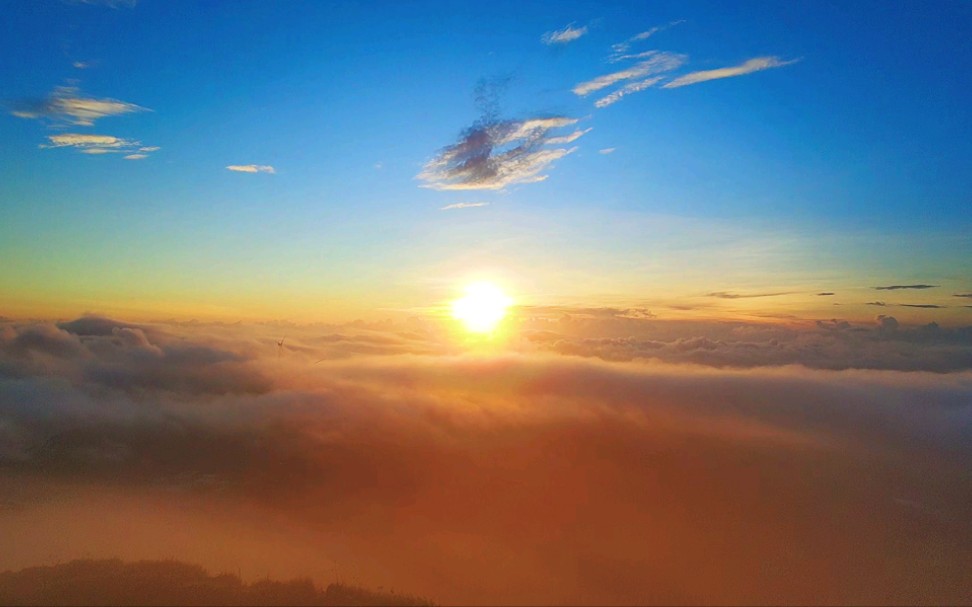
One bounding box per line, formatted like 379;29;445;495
451;282;513;334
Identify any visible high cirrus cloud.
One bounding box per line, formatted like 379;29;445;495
0;315;969;605
41;134;158;157
594;76;664;108
663;56;798;88
541;23;587;45
440;202;489;210
11;86;147;126
609;20;684;60
573;52;687;96
226;164;275;174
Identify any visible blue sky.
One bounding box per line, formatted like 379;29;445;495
1;0;970;321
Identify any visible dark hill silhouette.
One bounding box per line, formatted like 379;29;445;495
0;559;433;606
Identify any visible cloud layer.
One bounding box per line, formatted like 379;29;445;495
1;316;970;605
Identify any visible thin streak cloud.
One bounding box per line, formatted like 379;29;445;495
573;52;686;96
440;202;489;210
542;23;588;45
663;56;798;89
40;133;155;157
609;20;684;59
226;165;275;174
11;86;147;126
546;128;591;145
594;76;664;108
707;291;791;299
874;284;939;290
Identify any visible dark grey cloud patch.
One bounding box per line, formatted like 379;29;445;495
874;284;938;291
877;315;899;331
418;117;584;190
817;292;835;296
900;304;947;309
418;79;586;191
954;293;972;298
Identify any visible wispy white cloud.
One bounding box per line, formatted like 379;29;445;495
123;154;148;160
41;133;153;156
594;76;664;108
226;164;275;174
609;50;662;64
11;86;147;126
599;148;616;155
610;20;684;58
573;52;686;96
419;117;585;191
542;23;588;45
440;202;489;210
663;56;798;88
546;127;592;145
72;61;92;69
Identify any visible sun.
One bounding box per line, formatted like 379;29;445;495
451;282;513;334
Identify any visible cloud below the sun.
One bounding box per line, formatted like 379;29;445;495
0;316;970;604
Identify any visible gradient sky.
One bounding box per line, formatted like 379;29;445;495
2;0;971;323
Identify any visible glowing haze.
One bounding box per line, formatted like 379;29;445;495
1;1;971;605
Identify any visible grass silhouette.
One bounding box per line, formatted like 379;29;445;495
0;559;433;606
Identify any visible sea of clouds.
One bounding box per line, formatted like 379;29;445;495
1;314;970;604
